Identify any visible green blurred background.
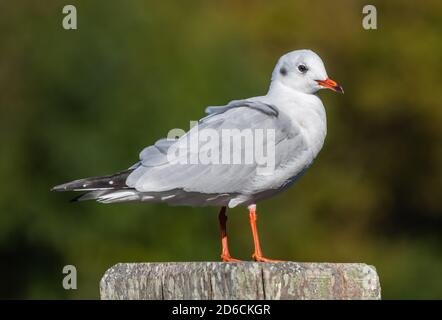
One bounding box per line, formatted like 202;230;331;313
1;0;441;299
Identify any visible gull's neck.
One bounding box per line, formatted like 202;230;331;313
266;80;327;157
267;80;298;97
266;80;322;108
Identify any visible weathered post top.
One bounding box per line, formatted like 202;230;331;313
100;262;381;300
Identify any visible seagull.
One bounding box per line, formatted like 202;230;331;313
52;49;343;262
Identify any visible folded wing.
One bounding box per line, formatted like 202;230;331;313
126;100;307;195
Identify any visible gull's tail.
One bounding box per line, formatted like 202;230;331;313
51;169;136;202
51;169;133;192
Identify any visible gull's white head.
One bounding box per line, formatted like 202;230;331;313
270;49;343;95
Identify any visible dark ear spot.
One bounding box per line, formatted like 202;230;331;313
280;67;287;76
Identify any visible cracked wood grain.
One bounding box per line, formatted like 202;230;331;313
100;262;381;300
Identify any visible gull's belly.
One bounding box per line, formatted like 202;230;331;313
245;120;326;205
252;149;315;196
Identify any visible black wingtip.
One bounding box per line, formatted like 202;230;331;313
51;184;68;192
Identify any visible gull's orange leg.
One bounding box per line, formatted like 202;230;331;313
248;204;284;262
218;206;241;262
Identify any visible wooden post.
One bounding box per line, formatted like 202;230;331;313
100;262;381;300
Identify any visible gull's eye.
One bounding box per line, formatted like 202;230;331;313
298;64;308;73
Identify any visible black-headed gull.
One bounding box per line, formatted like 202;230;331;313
53;49;343;262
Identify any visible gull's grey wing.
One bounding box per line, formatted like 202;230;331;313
204;99;279;118
126;100;308;195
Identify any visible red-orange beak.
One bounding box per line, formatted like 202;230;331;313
316;78;344;94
